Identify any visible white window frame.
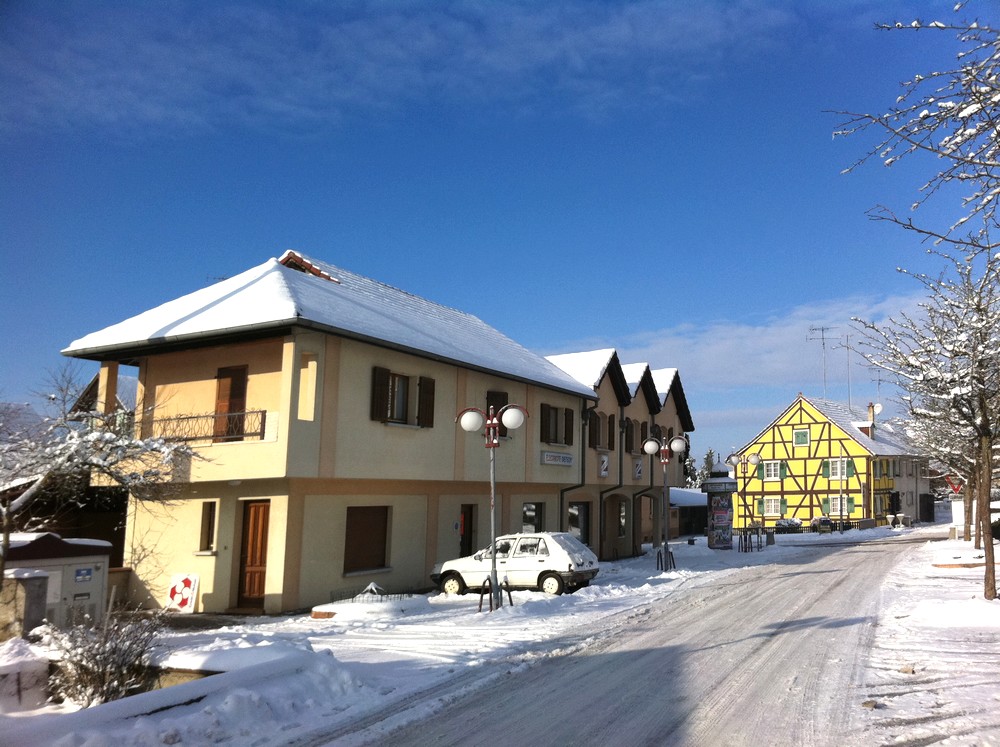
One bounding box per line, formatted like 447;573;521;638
829;494;849;515
829;458;849;481
763;497;782;515
763;460;782;481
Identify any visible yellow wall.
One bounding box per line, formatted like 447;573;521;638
732;398;874;528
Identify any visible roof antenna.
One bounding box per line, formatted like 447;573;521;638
808;326;835;398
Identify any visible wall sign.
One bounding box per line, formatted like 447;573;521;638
541;451;574;467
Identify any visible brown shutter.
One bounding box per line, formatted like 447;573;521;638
418;376;435;427
588;412;599;449
215;366;248;442
371;367;390;422
564;408;574;446
540;403;552;443
607;414;615;451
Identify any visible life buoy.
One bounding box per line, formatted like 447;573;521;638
169;575;196;610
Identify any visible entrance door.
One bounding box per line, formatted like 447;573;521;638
238;500;269;608
460;504;476;557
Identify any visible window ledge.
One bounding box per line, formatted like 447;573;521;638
383;421;421;430
193;550;216;557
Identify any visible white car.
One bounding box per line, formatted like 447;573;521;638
431;532;599;595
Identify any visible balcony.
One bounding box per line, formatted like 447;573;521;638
151;410;268;444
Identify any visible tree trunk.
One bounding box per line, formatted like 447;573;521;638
978;435;996;600
964;471;975;544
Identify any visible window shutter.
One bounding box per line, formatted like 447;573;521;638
780;498;788;514
757;498;765;514
847;497;856;513
607;415;615;451
821;460;830;479
822;497;831;514
779;462;788;480
846;459;856;478
756;463;764;480
564;408;574;446
588;412;600;449
540;403;552;443
371;367;390;422
417;376;435;428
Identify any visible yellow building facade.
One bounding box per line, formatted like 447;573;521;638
730;395;928;529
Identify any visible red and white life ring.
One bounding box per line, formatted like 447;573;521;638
168;575;198;612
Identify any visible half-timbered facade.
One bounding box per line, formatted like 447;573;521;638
729;395;929;529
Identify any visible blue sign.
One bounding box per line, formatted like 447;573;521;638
75;568;93;583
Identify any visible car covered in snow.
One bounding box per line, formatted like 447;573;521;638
431;532;599;595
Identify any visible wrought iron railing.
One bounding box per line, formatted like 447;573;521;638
151;410;267;443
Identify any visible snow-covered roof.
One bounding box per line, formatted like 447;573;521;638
807;397;915;457
738;395;916;458
650;368;678;402
619;362;648;397
669;487;707;507
63;251;596;401
545;349;616;390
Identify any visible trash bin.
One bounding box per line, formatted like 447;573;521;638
765;528;775;546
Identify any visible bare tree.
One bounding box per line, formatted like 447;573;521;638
837;4;1000;599
0;370;195;580
855;250;999;600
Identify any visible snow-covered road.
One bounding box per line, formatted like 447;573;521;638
365;537;917;746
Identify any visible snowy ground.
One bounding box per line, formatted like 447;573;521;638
1;514;998;746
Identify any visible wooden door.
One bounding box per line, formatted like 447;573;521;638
238;500;269;608
214;366;248;442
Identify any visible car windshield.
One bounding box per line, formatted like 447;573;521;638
549;533;591;555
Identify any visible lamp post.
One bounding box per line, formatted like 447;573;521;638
642;433;689;565
457;403;528;610
726;452;761;525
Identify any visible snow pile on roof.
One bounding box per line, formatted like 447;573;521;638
545;349;615;389
62;252;595;399
619;362;649;397
650;368;678;403
808;397;914;456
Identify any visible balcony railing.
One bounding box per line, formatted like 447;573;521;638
151;410;267;444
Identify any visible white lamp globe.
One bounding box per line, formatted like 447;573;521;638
642;439;661;455
500;407;525;431
459;410;484;432
747;453;762;466
669;436;687;454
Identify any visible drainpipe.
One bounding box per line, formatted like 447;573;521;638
598;405;626;560
559;406;594;532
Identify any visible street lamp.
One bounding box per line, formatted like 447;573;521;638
642;433;689;567
457;403;528;610
726;452;761;525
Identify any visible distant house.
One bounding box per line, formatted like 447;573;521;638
728;394;930;529
63;251;606;614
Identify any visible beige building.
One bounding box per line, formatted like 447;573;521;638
546;351;694;560
63;251;692;614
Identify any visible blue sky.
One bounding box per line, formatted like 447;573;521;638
0;0;969;460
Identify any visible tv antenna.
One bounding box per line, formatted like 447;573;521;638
809;326;836;398
834;334;857;410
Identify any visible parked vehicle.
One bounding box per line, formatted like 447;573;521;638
431;532;599;595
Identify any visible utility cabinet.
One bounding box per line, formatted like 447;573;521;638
5;533;111;627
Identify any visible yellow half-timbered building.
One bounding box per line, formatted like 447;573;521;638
729;395;929;529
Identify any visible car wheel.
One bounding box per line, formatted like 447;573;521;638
540;573;564;595
441;574;466;595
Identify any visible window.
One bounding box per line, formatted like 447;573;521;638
827;495;853;516
487;391;509;437
762;461;784;481
513;537;549;557
344;506;390;573
214;366;248;442
199;502;217;552
825;458;855;480
522;502;544;532
792;429;809;447
370;367;435;427
893;459;900;476
624;419;636;453
540;403;574;445
763;497;784;515
569;502;590;546
297;353;317;421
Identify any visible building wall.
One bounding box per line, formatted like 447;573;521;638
732;399;872;528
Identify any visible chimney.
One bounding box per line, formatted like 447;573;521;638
864;401;875;439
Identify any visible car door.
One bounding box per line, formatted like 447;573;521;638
506;536;549;588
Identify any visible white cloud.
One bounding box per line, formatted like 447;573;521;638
0;0;800;135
